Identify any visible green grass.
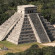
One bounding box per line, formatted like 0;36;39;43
0;41;44;55
0;41;17;47
0;41;44;48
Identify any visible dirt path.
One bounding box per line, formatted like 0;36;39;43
42;43;55;46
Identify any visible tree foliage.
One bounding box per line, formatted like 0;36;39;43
5;44;55;55
0;0;55;25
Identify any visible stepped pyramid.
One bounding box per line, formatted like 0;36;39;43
0;5;55;44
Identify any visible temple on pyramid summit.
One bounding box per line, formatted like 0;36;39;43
0;5;55;44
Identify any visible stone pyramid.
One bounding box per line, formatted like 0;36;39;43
0;5;55;44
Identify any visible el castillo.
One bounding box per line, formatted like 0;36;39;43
0;5;55;44
0;0;55;55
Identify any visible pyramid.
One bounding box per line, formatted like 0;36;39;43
0;5;55;44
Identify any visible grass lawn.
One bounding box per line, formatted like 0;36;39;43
0;41;44;55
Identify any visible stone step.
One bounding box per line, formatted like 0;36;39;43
52;33;55;36
47;26;54;28
40;17;48;22
51;30;55;32
48;28;55;30
18;39;36;42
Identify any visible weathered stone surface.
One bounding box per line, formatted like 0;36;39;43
0;5;55;44
0;12;21;41
29;14;51;43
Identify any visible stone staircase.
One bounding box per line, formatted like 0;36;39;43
7;21;21;44
0;12;21;41
29;13;51;43
18;17;37;44
39;15;55;41
7;14;24;44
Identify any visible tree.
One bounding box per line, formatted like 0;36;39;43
25;44;42;55
41;9;51;21
50;14;55;24
42;46;55;55
30;44;39;49
5;53;15;55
